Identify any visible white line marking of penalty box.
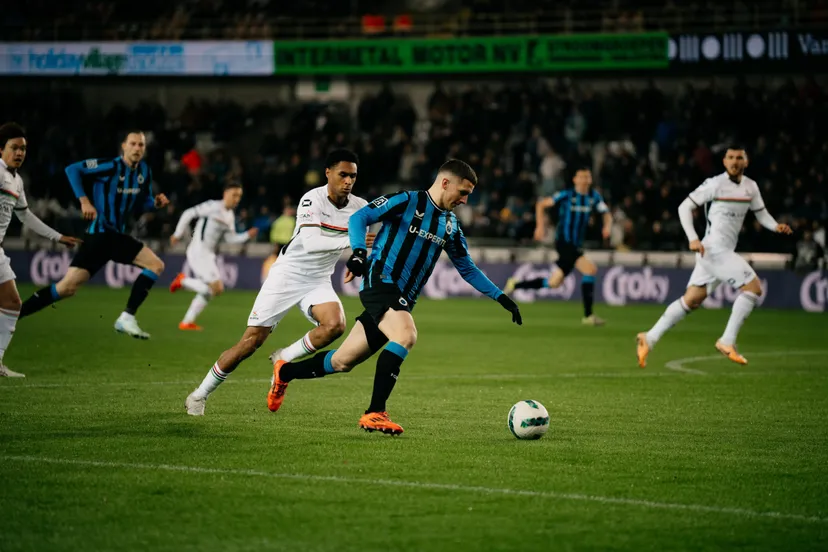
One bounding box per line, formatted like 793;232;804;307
2;455;826;524
665;350;828;376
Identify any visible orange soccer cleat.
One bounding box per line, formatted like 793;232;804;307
170;273;186;293
267;360;290;412
636;332;650;368
715;340;748;365
178;322;203;331
358;411;404;436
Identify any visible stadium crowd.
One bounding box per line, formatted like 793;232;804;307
2;0;818;40
2;77;826;259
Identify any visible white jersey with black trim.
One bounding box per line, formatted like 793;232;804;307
273;186;368;280
173;199;249;253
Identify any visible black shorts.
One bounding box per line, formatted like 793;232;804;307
359;281;412;324
70;232;145;276
555;240;585;276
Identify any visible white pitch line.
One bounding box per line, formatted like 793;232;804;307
3;454;826;524
666;350;828;376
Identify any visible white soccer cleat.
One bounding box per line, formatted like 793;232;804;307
185;392;207;416
0;364;25;378
114;315;150;340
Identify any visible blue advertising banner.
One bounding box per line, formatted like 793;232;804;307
0;41;273;75
9;249;828;312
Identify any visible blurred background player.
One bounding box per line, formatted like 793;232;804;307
169;181;258;330
18;131;170;339
0;122;80;377
637;146;793;367
504;167;611;326
266;159;523;435
184;149;373;416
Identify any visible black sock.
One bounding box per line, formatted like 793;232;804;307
582;276;595;317
366;343;408;413
125;270;158;315
280;351;334;382
514;277;547;290
19;284;61;319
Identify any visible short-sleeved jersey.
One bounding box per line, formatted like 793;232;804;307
275;185;369;279
173;199;249;253
688;172;765;253
551;188;609;246
0;159;29;242
350;190;501;305
65;157;155;234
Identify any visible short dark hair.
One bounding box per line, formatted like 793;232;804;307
724;144;747;156
325;148;359;169
122;129;145;142
0;122;26;149
224;180;242;190
439;158;478;186
573;165;592;174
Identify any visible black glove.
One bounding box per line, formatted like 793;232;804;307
497;294;522;325
346;248;368;277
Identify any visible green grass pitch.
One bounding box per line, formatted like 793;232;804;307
2;285;827;551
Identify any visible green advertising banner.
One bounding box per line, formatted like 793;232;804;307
273;33;668;74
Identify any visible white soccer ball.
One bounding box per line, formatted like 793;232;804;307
507;400;550;440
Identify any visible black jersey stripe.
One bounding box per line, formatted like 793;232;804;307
390;192;428;283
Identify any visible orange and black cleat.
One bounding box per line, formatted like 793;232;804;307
178;322;203;331
170;273;186;293
715;340;748;365
636;332;650;368
359;411;404;436
267;360;290;412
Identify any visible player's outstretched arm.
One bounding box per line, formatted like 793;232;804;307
750;190;792;235
447;225;522;325
224;227;258;244
171;201;215;243
534;196;555;241
13;190;80;248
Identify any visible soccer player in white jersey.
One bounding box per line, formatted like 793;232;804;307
184;149;374;415
637;146;792;367
0;122;81;377
168;182;258;330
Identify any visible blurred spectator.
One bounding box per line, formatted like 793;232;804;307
270;202;298;251
792;229;826;274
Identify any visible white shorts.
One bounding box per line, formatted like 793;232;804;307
186;246;221;284
0;249;14;285
687;250;758;293
247;269;341;329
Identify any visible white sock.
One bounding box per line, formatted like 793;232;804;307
182;277;211;295
645;298;691;348
281;332;317;362
0;308;20;363
183;293;211;324
194;362;228;398
720;291;759;346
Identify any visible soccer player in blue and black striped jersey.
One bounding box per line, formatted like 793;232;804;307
266;159;523;435
19;131;170;339
505;167;612;326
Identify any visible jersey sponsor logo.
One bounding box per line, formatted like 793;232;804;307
298;212;313;221
85;159;98;169
603;266;670;306
117;187;141;194
301;198;312;207
371;197;388;208
800;271;828;312
409;225;446;246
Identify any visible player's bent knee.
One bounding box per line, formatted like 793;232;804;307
209;282;224;296
395;328;417;350
743;278;762;296
0;294;22;311
322;318;346;340
150;259;165;275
